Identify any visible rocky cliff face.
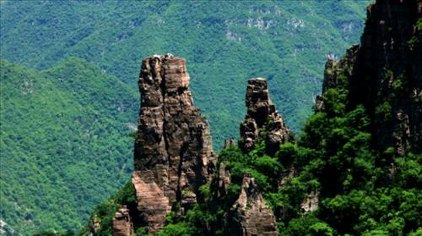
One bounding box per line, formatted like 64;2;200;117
112;54;216;234
316;45;359;112
320;0;421;156
239;78;291;155
353;0;422;155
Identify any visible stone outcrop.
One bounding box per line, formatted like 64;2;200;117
346;0;421;155
226;176;279;236
234;79;291;234
111;54;216;234
223;138;236;149
239;78;290;155
322;45;359;94
318;0;422;156
112;205;134;236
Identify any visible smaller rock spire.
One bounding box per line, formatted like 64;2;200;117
239;78;290;154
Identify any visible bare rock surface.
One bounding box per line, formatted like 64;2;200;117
132;171;171;233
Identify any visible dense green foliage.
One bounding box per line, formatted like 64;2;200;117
0;1;374;234
0;59;137;234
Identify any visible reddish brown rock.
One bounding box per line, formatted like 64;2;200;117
132;54;216;233
132;171;171;233
112;205;133;236
239;78;290;155
226;176;279;236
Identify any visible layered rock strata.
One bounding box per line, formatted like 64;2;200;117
126;54;216;234
226;176;279;236
239;78;290;155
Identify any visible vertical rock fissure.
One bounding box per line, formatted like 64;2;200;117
177;142;189;202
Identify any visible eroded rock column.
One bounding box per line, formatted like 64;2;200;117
132;54;215;233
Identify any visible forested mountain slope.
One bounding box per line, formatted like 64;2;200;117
0;58;137;234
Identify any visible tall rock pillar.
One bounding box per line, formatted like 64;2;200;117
131;54;215;233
